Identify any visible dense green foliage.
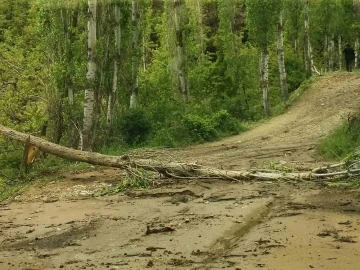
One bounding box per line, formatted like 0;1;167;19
1;0;360;183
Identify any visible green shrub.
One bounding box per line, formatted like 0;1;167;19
182;114;218;143
211;109;241;135
150;125;188;148
117;109;152;146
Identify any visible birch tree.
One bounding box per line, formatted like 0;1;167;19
82;0;97;151
247;0;281;116
303;0;312;78
277;8;288;102
106;2;121;134
285;0;303;52
130;0;140;109
354;0;360;68
174;0;189;103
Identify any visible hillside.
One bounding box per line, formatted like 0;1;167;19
178;73;360;169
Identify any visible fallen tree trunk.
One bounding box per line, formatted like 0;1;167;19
0;124;357;182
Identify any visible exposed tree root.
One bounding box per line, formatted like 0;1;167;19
0;124;359;182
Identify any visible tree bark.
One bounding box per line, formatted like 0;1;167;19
329;34;335;71
304;0;312;78
82;0;97;151
195;0;204;60
174;0;189;103
355;38;359;68
338;35;342;70
277;11;288;103
260;49;271;116
130;0;140;109
106;3;121;134
324;35;329;72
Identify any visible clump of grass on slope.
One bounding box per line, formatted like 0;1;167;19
318;116;360;160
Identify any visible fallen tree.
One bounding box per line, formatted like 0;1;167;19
0;124;359;182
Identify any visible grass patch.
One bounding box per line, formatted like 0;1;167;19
0;178;28;201
288;76;316;105
327;180;360;189
318;124;360;161
0;155;91;201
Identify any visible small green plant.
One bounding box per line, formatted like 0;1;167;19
101;168;152;195
327;180;360;189
266;161;292;173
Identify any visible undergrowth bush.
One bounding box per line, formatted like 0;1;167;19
211;109;242;135
116;109;152;146
182;114;218;143
318;115;360;160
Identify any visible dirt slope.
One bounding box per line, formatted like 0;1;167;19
179;73;360;169
1;73;360;270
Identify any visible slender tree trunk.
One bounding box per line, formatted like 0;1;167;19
354;0;360;67
304;0;312;78
196;0;204;60
338;35;342;70
355;38;359;68
67;8;78;106
82;0;97;151
277;11;288;103
67;8;79;148
142;36;146;71
324;35;329;72
130;0;140;109
260;48;270;116
329;34;335;71
106;3;121;135
174;0;189;103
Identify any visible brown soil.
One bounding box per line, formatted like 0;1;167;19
2;72;360;270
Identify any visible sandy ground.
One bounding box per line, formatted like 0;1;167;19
1;72;360;270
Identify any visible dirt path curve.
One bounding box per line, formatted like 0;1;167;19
1;73;360;270
179;73;360;169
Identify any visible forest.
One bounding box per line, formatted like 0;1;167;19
0;0;360;181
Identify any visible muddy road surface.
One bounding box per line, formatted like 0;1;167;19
1;73;360;270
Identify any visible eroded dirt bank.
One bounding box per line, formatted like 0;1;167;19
1;73;360;270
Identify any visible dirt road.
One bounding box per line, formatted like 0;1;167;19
1;73;360;270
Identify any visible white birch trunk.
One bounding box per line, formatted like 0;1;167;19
130;0;140;109
277;11;288;102
338;35;342;70
174;0;189;103
196;0;204;59
304;0;312;78
68;87;74;105
355;38;359;68
82;0;97;151
324;35;329;72
142;36;146;71
329;34;334;71
260;49;270;116
106;4;121;132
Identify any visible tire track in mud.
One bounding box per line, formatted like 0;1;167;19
193;195;288;269
0;219;100;251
